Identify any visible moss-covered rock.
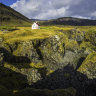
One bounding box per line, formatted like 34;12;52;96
4;63;42;85
69;29;84;42
78;52;96;79
65;40;79;52
13;41;42;63
84;29;96;46
39;34;68;70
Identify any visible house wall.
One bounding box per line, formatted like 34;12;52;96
32;23;40;29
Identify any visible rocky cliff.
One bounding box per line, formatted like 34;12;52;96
0;26;96;96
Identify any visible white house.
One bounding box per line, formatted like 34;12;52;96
32;22;40;29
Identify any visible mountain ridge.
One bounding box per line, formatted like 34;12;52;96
39;17;96;26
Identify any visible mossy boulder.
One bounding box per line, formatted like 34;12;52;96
13;41;41;63
4;63;42;85
69;29;84;42
65;40;79;52
78;52;96;79
39;34;68;70
84;29;96;46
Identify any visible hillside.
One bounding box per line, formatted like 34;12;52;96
0;3;31;26
39;17;96;26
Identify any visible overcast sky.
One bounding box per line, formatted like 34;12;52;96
8;0;96;20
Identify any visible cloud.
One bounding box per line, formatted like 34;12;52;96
10;0;96;20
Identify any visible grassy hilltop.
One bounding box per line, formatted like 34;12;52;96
0;25;96;44
0;26;72;44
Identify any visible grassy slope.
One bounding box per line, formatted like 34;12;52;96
0;26;73;44
0;3;31;26
1;25;96;44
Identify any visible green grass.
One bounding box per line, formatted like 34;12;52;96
1;27;54;44
0;25;96;46
0;26;71;44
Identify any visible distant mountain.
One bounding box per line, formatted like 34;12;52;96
39;17;96;26
0;3;31;26
30;19;47;22
30;19;42;21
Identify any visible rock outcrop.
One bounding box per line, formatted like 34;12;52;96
78;52;96;79
0;32;93;84
0;29;96;96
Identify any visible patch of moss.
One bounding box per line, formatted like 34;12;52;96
4;63;20;72
80;41;95;49
65;40;79;51
80;41;96;53
13;44;23;56
47;69;54;75
30;62;46;69
84;29;96;46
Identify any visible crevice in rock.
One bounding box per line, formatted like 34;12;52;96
32;40;43;61
5;42;18;54
0;47;31;67
5;43;13;53
63;43;66;57
76;57;86;70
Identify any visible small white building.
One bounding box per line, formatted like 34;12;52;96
32;22;40;29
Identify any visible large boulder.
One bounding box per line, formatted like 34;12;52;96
78;52;96;79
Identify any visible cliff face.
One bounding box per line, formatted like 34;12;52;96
0;34;83;84
0;26;96;96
